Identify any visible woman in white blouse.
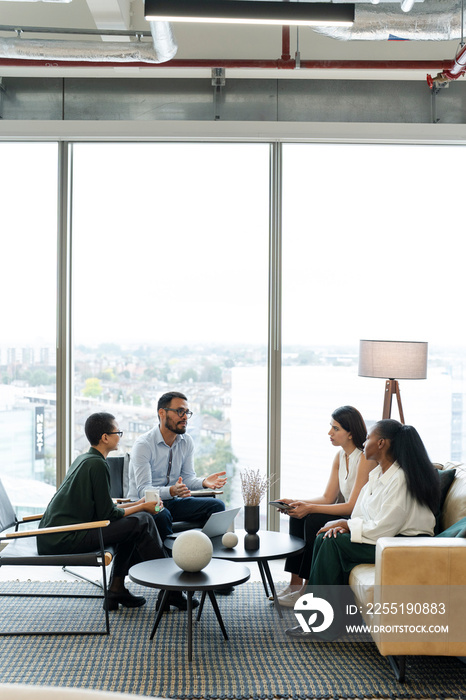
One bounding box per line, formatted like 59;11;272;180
286;418;440;641
276;405;375;607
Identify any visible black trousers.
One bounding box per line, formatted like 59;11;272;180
285;512;349;580
75;511;167;583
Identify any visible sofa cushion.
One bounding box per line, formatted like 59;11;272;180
435;515;466;538
441;464;466;530
435;467;456;535
348;563;375;608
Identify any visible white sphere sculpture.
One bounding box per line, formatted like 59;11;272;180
222;532;238;549
172;530;213;572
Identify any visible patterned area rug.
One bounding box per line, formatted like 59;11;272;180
0;581;464;699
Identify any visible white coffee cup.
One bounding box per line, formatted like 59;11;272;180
145;488;161;506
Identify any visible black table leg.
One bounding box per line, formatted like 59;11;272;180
262;560;283;618
150;589;169;639
207;591;229;640
197;590;207;621
257;560;270;597
187;590;193;662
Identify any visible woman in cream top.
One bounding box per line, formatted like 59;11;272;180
338;445;362;503
276;405;375;607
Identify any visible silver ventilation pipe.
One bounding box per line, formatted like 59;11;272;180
0;22;177;63
149;21;177;63
313;0;462;41
400;0;416;10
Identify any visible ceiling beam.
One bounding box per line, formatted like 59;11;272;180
86;0;132;41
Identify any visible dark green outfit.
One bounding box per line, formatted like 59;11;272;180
38;447;124;554
38;447;165;582
297;533;377;641
309;532;376;587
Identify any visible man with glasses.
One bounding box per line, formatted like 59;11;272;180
128;391;227;544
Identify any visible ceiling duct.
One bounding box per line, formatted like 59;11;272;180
312;0;463;40
149;21;177;62
0;21;177;63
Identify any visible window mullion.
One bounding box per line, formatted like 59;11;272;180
267;141;282;531
56;141;73;486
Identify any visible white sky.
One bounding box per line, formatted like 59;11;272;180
1;141;464;351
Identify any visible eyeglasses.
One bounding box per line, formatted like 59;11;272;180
107;431;124;437
165;408;193;419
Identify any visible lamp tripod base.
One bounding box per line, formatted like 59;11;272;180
382;379;405;423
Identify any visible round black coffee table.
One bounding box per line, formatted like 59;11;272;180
129;558;250;662
165;530;305;618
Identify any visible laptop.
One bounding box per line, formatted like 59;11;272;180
166;507;241;540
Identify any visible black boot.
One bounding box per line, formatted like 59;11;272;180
104;588;146;611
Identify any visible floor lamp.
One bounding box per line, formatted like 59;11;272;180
358;340;428;423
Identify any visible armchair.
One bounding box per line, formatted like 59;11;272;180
0;478;113;636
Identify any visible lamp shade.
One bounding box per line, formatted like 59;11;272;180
144;0;355;26
358;340;428;380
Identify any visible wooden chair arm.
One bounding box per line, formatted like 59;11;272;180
1;520;111;540
19;513;44;523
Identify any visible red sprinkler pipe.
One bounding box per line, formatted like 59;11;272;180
281;26;291;62
0;57;453;70
443;43;466;79
427;43;466;88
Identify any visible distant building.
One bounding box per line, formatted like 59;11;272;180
0;406;44;480
200;415;231;442
22;347;34;365
7;347;17;365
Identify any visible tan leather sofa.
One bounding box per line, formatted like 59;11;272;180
349;464;466;681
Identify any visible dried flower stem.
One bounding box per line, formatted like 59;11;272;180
240;468;274;506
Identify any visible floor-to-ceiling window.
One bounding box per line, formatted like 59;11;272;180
2;137;465;526
0;142;58;516
280;142;465;528
71;143;269;515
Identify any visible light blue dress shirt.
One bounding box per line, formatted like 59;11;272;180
127;425;204;501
